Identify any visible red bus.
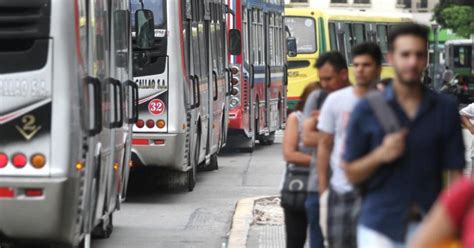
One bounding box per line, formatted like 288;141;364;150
226;0;288;152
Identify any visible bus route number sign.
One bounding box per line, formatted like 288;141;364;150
148;99;165;116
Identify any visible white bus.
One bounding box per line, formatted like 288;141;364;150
131;0;231;191
0;0;139;246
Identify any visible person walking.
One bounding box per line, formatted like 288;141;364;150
302;51;350;248
343;23;465;247
281;82;320;248
460;103;474;176
316;42;383;248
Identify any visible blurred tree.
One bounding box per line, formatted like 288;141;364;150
433;0;474;38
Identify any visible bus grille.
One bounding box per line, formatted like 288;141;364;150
0;0;51;40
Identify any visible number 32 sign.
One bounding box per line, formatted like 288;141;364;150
148;99;165;116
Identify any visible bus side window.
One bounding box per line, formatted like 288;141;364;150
318;17;327;53
343;22;352;62
376;24;388;63
329;22;338;51
352;23;366;45
269;13;274;66
211;3;218;70
252;9;258;65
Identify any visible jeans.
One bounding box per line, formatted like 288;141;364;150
305;192;325;248
357;222;420;248
284;209;308;248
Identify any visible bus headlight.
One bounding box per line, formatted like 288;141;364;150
231;87;240;96
229;97;240;108
231;76;240;85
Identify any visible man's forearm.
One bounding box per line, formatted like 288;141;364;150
461;116;474;133
317;143;331;193
303;130;319;147
344;147;385;184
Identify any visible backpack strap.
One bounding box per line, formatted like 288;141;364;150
316;90;328;110
366;91;401;134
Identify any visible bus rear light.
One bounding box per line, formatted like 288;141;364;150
146;120;154;128
113;163;119;171
136;119;145;128
0;188;14;198
156;120;166;129
231;76;240;85
0;153;7;168
12;154;27;168
230;66;240;75
231;87;240;96
132;139;149;145
154;139;165;145
31;154;46;169
25;189;43;197
230;97;240;108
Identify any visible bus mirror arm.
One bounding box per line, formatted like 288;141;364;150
108;79;123;128
225;68;232;96
267;65;271;88
87;77;103;136
250;64;255;89
284;64;288;86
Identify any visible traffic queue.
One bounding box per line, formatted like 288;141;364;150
0;0;294;247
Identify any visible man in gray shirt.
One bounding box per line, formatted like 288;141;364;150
302;52;350;248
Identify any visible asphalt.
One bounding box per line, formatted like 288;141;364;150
92;139;285;248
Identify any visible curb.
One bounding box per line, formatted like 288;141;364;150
227;196;277;248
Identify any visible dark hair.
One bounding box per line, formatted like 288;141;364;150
315;51;348;72
352;42;383;66
295;82;320;111
388;23;430;51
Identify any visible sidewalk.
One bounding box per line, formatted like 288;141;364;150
227;196;309;248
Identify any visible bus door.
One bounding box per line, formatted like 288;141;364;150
109;0;135;205
209;0;226;153
88;0;116;230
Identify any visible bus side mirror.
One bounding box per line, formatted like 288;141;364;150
229;29;241;56
287;37;297;57
135;9;155;50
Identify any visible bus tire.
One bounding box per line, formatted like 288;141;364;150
91;213;113;239
187;128;200;192
259;132;275;146
208;154;218;171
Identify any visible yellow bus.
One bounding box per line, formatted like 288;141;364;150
285;8;412;110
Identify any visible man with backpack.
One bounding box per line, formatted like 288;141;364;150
302;51;350;248
343;23;465;247
316;42;383;248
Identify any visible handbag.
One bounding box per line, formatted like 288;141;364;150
280;164;310;211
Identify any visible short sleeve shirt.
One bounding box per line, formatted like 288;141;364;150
460;103;474;157
440;177;474;248
317;87;359;193
344;84;466;242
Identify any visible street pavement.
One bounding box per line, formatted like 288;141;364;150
93;138;285;248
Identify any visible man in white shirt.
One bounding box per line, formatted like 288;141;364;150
460;103;474;175
317;42;382;248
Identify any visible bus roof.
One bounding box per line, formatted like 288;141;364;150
285;7;412;23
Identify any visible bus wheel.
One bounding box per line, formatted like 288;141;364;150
187;129;200;191
91;213;113;239
259;132;275;146
208;154;218;171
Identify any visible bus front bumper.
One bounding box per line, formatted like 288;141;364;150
0;177;79;244
131;132;188;172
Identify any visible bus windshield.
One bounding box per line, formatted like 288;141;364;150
285;16;317;54
131;0;166;30
453;45;472;68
